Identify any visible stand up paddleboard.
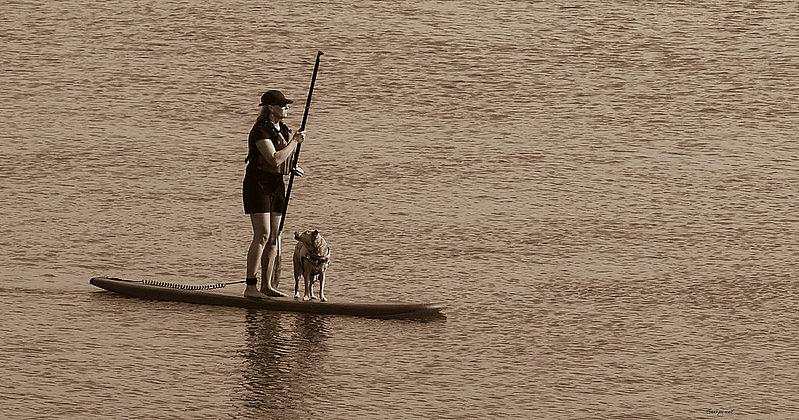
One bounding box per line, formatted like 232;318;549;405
89;276;444;320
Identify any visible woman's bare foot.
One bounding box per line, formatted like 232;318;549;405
261;286;287;298
243;285;269;299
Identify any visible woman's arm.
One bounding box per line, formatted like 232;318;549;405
254;131;305;169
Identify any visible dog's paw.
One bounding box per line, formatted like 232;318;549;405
294;292;301;299
303;295;311;301
320;295;327;302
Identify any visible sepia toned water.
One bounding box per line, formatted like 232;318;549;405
2;1;798;418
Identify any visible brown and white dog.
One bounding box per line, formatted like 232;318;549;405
293;230;331;302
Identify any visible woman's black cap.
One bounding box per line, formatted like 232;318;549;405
259;90;293;106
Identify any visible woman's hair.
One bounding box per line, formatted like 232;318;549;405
257;104;272;122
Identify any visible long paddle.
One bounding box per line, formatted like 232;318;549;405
280;50;323;232
272;50;323;288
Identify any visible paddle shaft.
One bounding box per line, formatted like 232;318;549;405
279;50;323;233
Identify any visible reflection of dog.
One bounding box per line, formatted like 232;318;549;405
293;230;331;302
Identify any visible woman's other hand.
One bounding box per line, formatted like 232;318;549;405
292;130;306;144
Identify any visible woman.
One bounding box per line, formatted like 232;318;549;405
243;90;305;299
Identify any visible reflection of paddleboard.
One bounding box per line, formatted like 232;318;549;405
89;276;445;320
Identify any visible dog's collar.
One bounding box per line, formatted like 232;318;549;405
304;246;331;265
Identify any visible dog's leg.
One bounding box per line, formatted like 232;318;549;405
293;252;303;299
309;273;318;300
318;271;326;302
303;265;313;301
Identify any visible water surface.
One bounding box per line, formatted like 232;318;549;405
1;1;798;418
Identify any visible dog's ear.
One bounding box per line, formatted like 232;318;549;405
312;229;319;238
294;231;301;240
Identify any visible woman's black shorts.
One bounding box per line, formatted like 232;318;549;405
242;167;286;214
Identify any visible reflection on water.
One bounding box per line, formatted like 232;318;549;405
238;310;329;416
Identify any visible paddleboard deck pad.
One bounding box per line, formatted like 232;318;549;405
90;276;444;320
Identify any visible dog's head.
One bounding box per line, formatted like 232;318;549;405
295;230;331;267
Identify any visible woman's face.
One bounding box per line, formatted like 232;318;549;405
269;104;289;120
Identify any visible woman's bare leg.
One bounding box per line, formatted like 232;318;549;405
260;212;287;297
244;213;270;298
